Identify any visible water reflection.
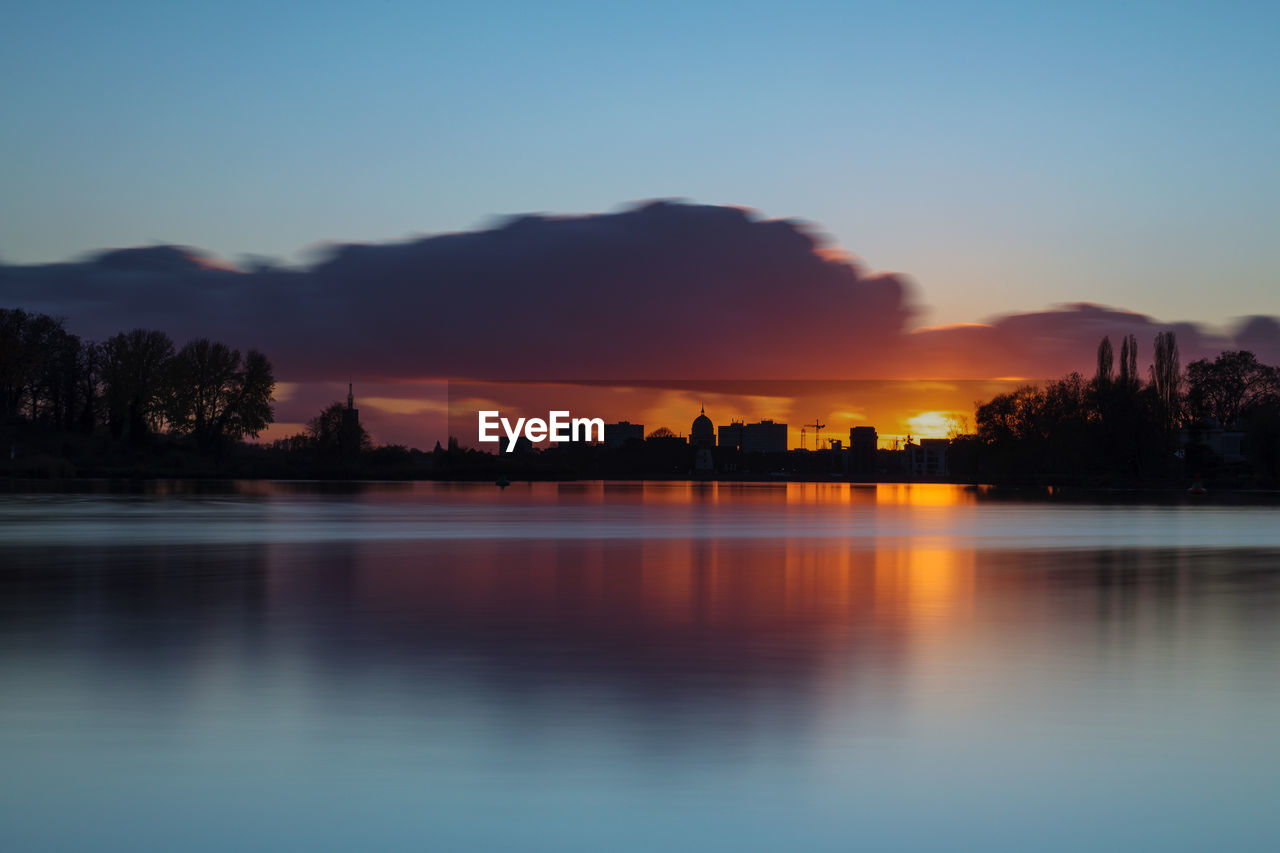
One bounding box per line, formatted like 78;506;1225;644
2;483;1279;851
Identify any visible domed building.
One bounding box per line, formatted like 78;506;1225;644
691;406;716;449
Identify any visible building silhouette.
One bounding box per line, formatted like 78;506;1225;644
691;406;716;449
743;419;787;453
849;426;877;477
604;421;645;449
341;383;361;455
718;420;745;450
693;447;715;476
1178;417;1246;463
716;418;787;453
907;438;948;477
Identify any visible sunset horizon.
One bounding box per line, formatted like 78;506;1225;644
8;198;1278;450
5;2;1280;850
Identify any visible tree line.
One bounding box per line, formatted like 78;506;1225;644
969;332;1280;483
1;307;275;452
268;401;372;464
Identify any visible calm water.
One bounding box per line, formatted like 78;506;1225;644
2;481;1279;851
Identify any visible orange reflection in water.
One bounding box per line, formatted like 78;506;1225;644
875;546;978;627
531;480;983;509
292;483;986;704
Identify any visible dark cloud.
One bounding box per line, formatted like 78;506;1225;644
2;200;1276;389
907;302;1277;378
0;201;913;381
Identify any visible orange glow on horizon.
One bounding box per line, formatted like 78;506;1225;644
909;321;993;334
360;396;450;415
256;378;1025;449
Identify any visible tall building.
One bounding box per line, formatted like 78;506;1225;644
718;420;745;450
741;419;787;453
719;419;787;452
691;406;716;449
849;426;877;477
604;421;645;448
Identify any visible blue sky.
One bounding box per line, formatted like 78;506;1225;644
2;0;1277;326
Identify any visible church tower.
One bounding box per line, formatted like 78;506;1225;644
341;382;361;455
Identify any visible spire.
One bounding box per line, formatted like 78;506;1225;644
701;404;705;415
347;382;354;410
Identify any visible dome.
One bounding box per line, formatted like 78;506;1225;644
691;406;715;448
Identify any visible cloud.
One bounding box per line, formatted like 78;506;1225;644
0;201;918;382
908;302;1279;378
3;198;1278;442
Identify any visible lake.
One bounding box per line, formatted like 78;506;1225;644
2;481;1279;851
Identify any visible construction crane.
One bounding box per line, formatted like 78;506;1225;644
805;419;825;451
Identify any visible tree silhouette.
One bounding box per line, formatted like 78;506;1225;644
0;308;93;429
100;329;174;442
164;339;275;449
1095;336;1114;391
1186;351;1278;427
1150;331;1181;431
1118;333;1139;391
0;309;28;421
976;337;1187;481
307;401;370;461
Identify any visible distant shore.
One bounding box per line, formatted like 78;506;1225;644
6;475;1280;502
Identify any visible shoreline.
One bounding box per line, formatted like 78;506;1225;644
5;475;1280;499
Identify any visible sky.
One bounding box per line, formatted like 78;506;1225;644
7;203;1278;448
3;0;1278;329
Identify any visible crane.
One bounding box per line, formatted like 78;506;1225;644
806;419;825;451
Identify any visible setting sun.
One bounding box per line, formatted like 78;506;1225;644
906;411;965;439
